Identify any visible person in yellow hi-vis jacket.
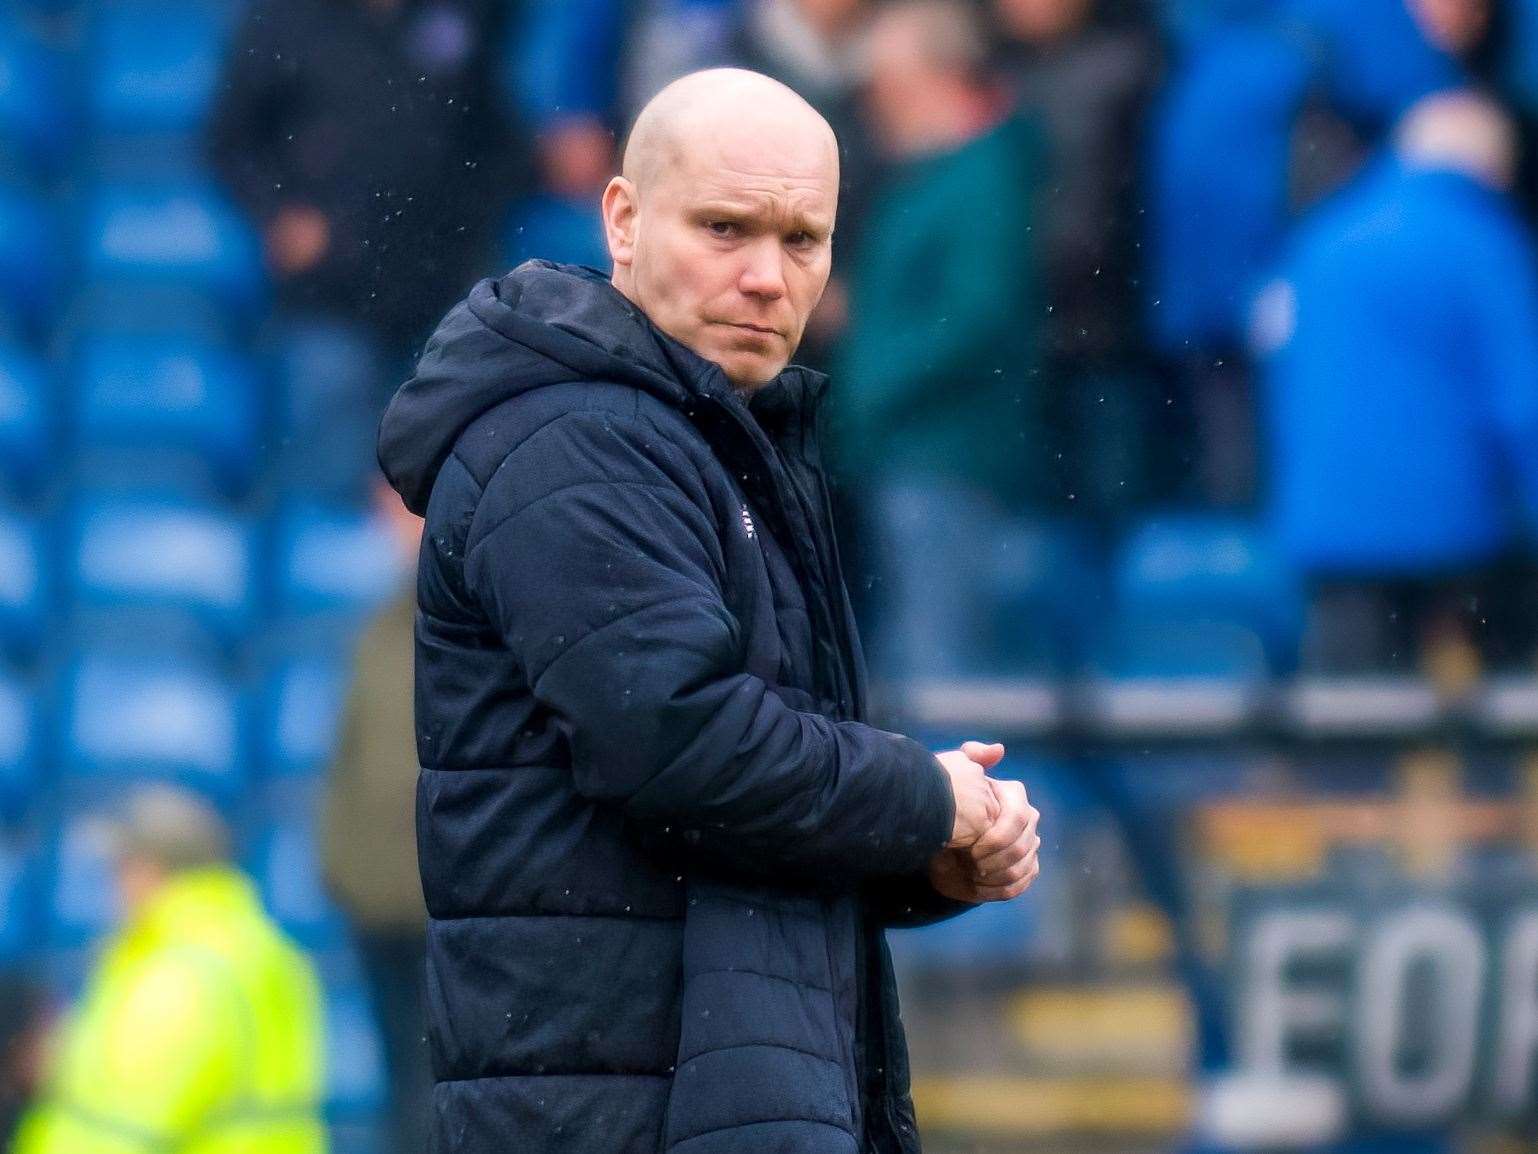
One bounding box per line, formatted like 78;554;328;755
12;786;326;1154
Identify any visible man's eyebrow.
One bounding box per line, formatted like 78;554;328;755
693;200;833;234
693;199;763;217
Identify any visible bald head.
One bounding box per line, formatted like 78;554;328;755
603;69;841;389
622;68;839;197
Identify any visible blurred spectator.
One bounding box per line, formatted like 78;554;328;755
0;981;42;1148
1144;13;1313;505
832;0;1048;684
321;478;427;1154
505;0;628;134
995;0;1158;370
622;0;744;116
207;0;526;497
516;0;746;132
994;0;1163;517
501;0;628;270
1254;91;1538;674
12;787;324;1154
729;0;871;167
1301;0;1470;135
505;117;615;270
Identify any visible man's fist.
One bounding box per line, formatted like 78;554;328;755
968;778;1040;900
936;741;1005;848
928;759;1042;906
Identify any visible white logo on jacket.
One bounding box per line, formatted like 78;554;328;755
740;505;756;539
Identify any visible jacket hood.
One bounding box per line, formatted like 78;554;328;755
378;261;825;515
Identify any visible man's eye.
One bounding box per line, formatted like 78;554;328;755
786;231;814;247
706;221;738;238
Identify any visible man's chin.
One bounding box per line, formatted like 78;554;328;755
715;351;789;393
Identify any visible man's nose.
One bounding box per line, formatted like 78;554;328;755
738;238;787;301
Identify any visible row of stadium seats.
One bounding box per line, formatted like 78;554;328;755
0;500;404;660
0;652;352;822
0;497;1307;668
990;514;1302;675
0;500;1303;673
0;181;262;343
1;5;236;178
0;334;265;498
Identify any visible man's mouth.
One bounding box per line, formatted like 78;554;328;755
723;321;780;336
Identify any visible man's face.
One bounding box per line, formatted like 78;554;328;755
116;855;167;919
1409;0;1488;55
617;129;838;389
995;0;1093;44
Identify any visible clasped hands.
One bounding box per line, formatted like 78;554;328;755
930;741;1041;904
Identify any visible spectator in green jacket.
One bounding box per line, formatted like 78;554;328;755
833;0;1050;685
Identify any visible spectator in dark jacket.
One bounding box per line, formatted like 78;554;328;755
207;0;525;495
376;67;1043;1154
993;0;1163;517
1254;91;1538;673
995;0;1157;374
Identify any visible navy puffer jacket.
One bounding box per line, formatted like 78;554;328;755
378;262;965;1154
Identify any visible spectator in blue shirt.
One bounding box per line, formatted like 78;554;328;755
1254;91;1538;672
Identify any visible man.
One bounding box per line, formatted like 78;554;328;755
1254;90;1538;673
322;478;429;1154
207;0;525;496
13;787;325;1154
993;0;1160;517
378;67;1042;1153
834;0;1048;683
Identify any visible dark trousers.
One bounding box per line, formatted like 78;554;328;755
359;932;432;1154
1305;559;1538;675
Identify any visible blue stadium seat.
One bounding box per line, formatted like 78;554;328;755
59;653;247;802
1114;515;1302;668
0;836;37;964
0;510;47;661
0;344;50;497
73;334;263;496
989;519;1102;673
328;1124;386;1154
324;983;389;1119
272;504;404;624
1092;618;1270;680
87;6;226;140
261;656;347;780
46;809;121;947
0;674;37;824
0;183;59;335
0;26;71;175
252;796;345;945
80;183;264;317
67;496;257;647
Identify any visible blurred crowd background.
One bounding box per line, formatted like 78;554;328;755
3;0;1538;1151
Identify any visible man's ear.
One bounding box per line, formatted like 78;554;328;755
602;176;638;268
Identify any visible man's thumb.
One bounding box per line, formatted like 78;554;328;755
960;741;1005;768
